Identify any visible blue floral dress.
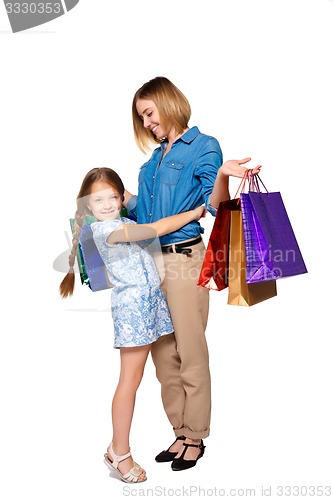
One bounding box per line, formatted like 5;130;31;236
91;218;173;348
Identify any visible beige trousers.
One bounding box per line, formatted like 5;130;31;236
151;240;211;439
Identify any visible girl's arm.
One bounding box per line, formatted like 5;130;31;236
209;158;261;209
107;206;206;244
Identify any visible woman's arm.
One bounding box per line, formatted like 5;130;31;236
122;189;133;208
107;206;206;244
209;158;261;209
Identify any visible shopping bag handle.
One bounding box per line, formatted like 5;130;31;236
233;170;269;199
233;169;250;199
250;172;269;193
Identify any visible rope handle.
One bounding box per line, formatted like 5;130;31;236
233;169;250;199
233;169;269;199
252;173;268;193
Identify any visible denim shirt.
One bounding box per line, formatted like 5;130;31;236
127;126;223;245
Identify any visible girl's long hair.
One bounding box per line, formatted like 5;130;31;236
59;168;124;298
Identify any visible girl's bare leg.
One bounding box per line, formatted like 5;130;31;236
107;344;150;479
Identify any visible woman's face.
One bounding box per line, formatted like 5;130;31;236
136;99;172;140
87;180;122;222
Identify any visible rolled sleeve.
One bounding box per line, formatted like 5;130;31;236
194;138;223;218
206;195;218;217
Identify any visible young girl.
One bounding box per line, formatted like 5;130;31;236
59;167;206;483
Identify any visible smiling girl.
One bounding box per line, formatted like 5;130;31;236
59;167;206;483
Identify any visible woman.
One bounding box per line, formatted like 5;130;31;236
124;76;261;471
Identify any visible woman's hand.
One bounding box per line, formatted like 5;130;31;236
219;158;262;178
192;205;207;221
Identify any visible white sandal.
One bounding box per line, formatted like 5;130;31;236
104;443;147;483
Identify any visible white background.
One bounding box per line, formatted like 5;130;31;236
1;0;332;498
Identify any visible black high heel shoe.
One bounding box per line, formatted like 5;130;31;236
171;440;205;471
155;436;186;462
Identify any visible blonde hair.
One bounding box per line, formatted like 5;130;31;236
59;168;124;298
132;76;191;153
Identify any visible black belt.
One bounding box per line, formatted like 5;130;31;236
161;236;202;254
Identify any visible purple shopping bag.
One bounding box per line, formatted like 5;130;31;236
70;217;112;292
240;193;280;283
240;176;307;283
78;225;112;291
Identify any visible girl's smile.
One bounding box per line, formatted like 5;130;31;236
87;180;122;221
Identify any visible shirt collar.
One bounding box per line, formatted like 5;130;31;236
160;126;200;151
179;126;200;144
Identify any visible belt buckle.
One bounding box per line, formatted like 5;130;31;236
162;237;199;254
163;245;173;253
178;248;192;254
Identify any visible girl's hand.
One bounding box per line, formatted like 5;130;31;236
192;205;207;221
219;158;262;178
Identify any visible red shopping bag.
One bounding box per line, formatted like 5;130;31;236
197;198;239;290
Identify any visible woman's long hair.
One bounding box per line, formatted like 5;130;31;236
132;76;191;153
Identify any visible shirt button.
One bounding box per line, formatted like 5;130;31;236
152;176;155;179
151;195;153;198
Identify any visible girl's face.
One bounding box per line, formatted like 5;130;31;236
136;98;173;140
87;180;122;221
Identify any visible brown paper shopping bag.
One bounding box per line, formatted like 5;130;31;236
228;210;277;306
